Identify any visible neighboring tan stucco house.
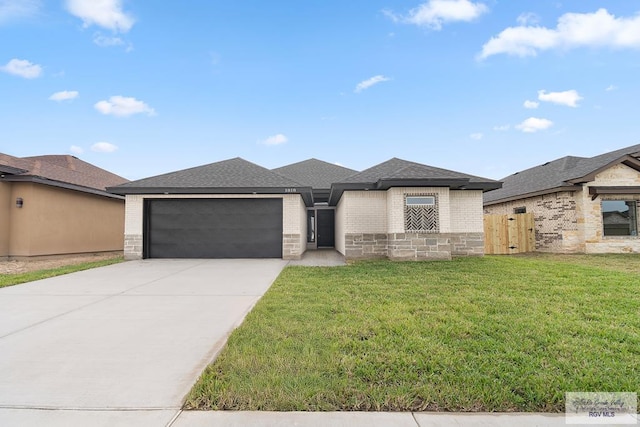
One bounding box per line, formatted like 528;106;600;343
483;144;640;254
108;157;500;261
0;153;128;258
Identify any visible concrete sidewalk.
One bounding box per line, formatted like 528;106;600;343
0;409;573;426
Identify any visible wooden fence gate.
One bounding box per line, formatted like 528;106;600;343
483;213;535;255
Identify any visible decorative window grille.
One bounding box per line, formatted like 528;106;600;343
405;194;438;233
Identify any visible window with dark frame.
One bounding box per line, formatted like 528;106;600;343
514;207;526;214
405;194;438;233
601;200;638;237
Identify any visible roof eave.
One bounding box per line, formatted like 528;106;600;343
2;175;125;200
566;154;640;184
376;178;470;189
0;165;28;175
328;182;377;206
483;185;580;206
377;178;501;192
107;186;314;206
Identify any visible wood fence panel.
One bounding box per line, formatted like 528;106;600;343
484;213;535;254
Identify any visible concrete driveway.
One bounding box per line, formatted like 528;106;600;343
0;259;286;426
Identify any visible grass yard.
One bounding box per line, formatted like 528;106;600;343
185;254;640;412
0;256;124;288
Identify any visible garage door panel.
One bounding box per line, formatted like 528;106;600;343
146;199;283;258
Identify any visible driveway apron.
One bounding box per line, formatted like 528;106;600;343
0;259;286;412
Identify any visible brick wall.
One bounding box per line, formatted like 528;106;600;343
450;190;484;232
342;191;387;233
124;195;144;260
282;194;306;259
484;191;579;252
335;197;346;254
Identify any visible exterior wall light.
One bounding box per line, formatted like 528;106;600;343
16;197;23;208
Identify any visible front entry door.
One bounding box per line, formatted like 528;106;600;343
316;210;335;247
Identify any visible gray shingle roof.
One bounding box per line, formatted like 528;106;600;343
340;157;499;184
328;157;501;205
272;158;358;189
110;157;304;190
484;143;640;204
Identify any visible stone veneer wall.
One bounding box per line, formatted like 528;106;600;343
484;191;579;253
581;164;640;254
345;232;484;260
282;234;303;260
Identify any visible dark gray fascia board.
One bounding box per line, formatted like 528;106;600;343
328;182;377;206
311;188;330;204
2;175;125;200
376;178;470;190
483;185;579;206
589;186;640;197
107;186;314;207
378;178;502;192
0;165;28;175
461;182;503;191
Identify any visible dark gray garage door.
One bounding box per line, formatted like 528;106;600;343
145;198;283;258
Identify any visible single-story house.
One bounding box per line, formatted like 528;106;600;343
483;144;640;253
0;153;128;258
108;157;500;261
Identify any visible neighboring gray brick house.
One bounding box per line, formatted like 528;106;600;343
483;144;640;254
108;157;500;261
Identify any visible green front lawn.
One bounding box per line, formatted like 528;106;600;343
185;255;640;412
0;256;124;288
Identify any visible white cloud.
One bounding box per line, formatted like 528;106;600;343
523;100;539;109
516;12;539;26
70;145;84;154
0;0;41;24
386;0;488;30
92;33;133;51
354;75;391;93
94;96;156;117
260;134;288;146
606;84;617;91
469;132;483;140
65;0;134;32
0;58;42;78
479;8;640;59
49;90;79;101
91;142;118;153
493;124;510;131
93;33;123;46
538;89;583;107
516;117;554;133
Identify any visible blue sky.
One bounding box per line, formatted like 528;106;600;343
1;0;639;181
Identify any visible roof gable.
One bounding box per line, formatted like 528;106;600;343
272;158;357;189
484;143;640;205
